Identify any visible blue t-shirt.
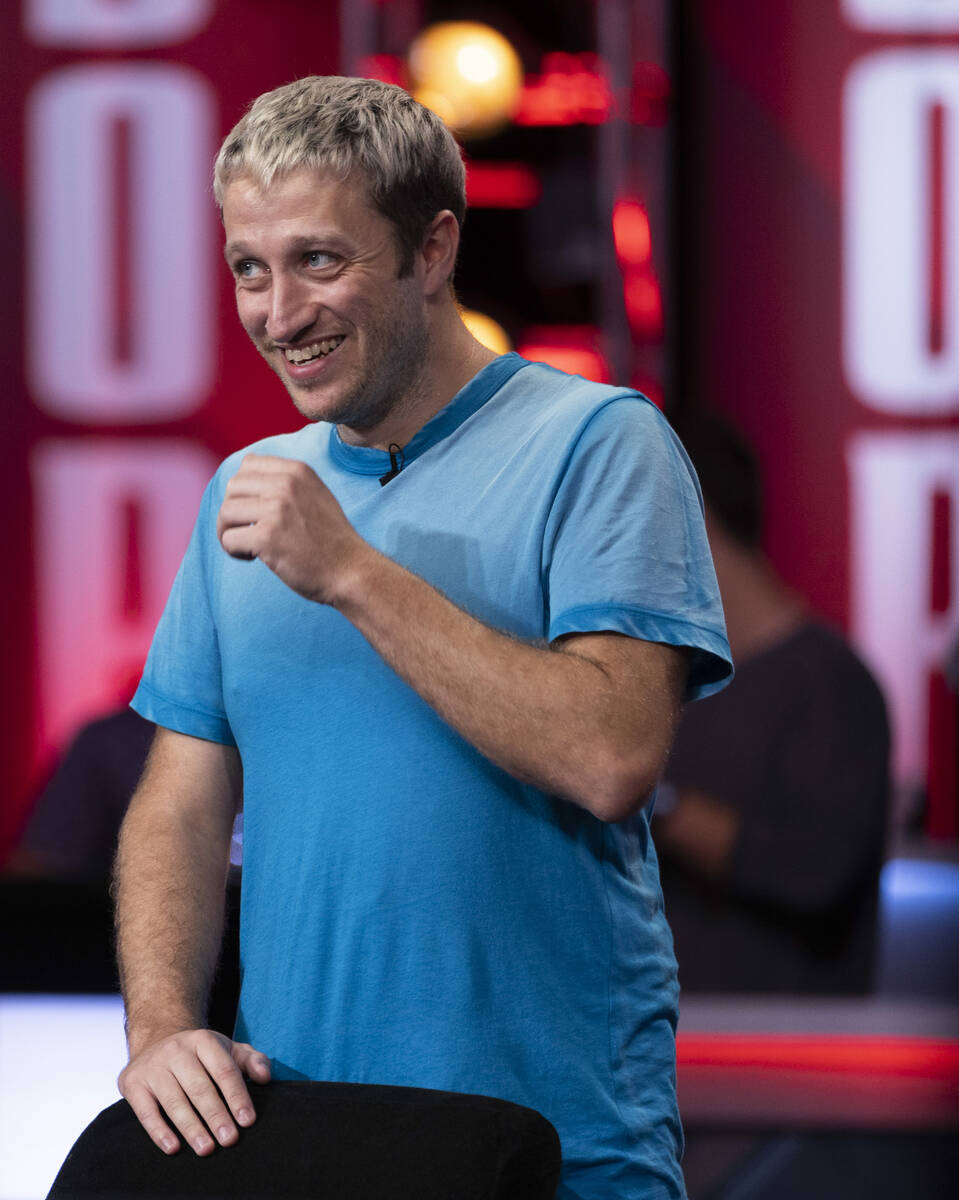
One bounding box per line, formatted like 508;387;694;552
133;354;731;1199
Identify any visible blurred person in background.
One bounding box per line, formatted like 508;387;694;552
654;414;890;994
5;704;152;881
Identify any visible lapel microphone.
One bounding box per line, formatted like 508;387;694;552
379;443;406;486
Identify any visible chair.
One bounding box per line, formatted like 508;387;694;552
47;1080;562;1199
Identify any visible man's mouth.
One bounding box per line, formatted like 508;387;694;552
283;336;345;364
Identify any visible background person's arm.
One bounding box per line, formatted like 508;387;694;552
653;786;740;880
114;727;271;1156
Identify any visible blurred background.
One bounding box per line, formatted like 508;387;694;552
1;1;958;1197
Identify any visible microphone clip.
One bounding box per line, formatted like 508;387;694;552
379;443;406;486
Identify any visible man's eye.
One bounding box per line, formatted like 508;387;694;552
306;251;335;269
237;260;261;279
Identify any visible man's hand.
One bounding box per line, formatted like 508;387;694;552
217;454;367;604
118;1029;271;1156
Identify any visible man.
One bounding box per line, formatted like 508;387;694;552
114;76;731;1198
655;415;889;993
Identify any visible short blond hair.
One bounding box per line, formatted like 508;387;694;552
213;76;466;276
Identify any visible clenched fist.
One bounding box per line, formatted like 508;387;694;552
217;454;369;605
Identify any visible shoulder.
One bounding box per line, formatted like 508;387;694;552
500;359;682;460
212;424;327;489
783;624;889;723
507;358;659;421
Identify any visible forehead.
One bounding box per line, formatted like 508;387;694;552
221;167;386;250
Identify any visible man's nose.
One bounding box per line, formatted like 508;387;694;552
265;273;316;345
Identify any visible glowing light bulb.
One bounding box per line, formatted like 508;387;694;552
408;22;523;139
457;44;498;85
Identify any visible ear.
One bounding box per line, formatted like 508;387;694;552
419;210;460;297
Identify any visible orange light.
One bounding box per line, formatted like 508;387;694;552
613;198;652;267
408;22;523;139
460;308;512;355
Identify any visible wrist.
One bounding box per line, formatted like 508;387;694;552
328;539;387;614
124;1009;202;1057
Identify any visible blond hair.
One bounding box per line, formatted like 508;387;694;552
213;76;466;276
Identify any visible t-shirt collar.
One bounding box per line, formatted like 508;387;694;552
328;352;528;477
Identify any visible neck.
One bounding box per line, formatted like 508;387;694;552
338;306;498;451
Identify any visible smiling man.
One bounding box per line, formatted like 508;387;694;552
113;76;732;1199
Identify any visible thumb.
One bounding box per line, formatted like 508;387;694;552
233;1041;272;1081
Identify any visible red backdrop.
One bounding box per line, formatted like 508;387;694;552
2;0;343;857
677;0;959;835
2;0;957;859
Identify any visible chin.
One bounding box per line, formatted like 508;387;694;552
282;380;379;430
286;390;345;425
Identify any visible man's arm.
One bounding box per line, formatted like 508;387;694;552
114;727;271;1156
218;455;690;821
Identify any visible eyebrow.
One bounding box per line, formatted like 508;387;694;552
223;233;349;263
223;241;251;263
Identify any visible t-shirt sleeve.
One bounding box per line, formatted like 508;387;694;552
543;396;732;701
131;477;236;745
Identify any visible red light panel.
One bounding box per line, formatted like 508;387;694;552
613;198;652;267
515;53;613;127
353;54;407;88
465;163;542;209
630;61;671;127
517;326;611;384
623;273;663;340
678;1034;959;1078
676;1031;959;1127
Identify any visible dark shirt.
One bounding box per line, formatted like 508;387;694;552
659;624;890;994
19;708;154;879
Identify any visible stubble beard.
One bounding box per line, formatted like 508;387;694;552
261;307;431;437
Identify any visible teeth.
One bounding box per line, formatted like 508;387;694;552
284;336;344;363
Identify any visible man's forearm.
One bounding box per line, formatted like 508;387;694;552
332;544;688;822
113;733;239;1053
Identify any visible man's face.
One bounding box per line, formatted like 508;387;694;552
222;167;429;434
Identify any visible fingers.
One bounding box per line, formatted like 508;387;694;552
121;1080;182;1156
233;1041;273;1086
217;498;262;559
228;454;318;495
217;497;263;528
119;1030;267;1156
236;453;314;478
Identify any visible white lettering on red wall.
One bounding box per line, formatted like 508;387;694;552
842;0;959;832
25;0;218;766
843;50;959;412
848;434;959;784
26;0;214;47
32;442;216;756
843;0;959;34
28;65;215;419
